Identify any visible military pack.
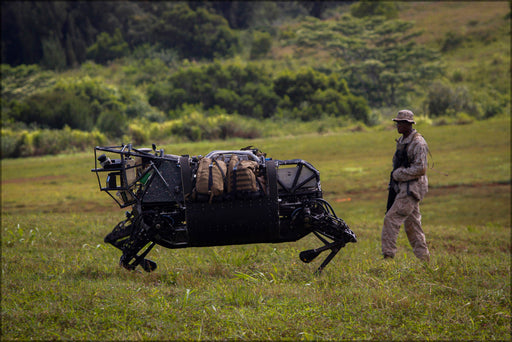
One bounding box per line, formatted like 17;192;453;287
194;157;227;202
227;155;259;194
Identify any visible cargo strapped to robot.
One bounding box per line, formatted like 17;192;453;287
92;143;356;274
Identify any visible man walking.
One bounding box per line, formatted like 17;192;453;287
382;110;430;261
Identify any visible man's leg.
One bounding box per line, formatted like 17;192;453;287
381;193;416;258
404;203;430;261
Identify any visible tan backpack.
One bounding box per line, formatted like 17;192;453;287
195;157;227;202
227;155;259;193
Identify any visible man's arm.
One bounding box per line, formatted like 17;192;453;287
392;138;428;182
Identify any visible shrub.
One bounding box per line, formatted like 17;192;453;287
474;89;507;119
144;111;261;143
350;1;398;19
41;34;67;70
347;95;372;123
147;61;276;118
432;112;474;126
96;110;128;138
426;81;480;118
153;4;239;60
1;129;26;158
147;82;179;113
6;75;149;136
131;44;179;67
273;68;370;122
146;62;368;123
1;64;56;104
451;69;464;83
239;82;279;118
11;91;95;130
128;122;149;145
30;127;107;156
147;62;369;124
1;127;106;158
86;28;130;64
426;81;453;116
310;88;350;118
214;88;241;114
250;31;273;60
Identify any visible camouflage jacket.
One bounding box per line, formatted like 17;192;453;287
391;129;429;201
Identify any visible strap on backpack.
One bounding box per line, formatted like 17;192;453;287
208;163;213;193
208;159;226;203
232;159;241;193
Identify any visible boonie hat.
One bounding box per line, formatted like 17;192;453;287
392;109;416;124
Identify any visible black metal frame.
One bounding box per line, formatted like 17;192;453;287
92;144;356;274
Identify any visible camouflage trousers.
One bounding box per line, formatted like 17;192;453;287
381;192;430;261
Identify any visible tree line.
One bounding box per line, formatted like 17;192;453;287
1;1;348;68
4;61;371;132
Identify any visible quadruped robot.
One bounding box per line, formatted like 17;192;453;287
92;144;356;274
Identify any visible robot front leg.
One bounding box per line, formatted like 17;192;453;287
119;241;157;272
296;199;357;274
104;212;157;272
299;232;345;274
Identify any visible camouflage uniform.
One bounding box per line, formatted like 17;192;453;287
381;128;430;261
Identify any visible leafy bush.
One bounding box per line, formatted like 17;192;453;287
473;88;508;119
142;110;261;143
41;34;67;70
147;61;277;118
350;1;398;19
432;112;475;126
131;44;179;67
273;68;370;122
347;95;372;123
86;28;130;64
425;81;481;117
214;88;241;113
148;62;369;122
122;55;173;85
5;75;148;135
9;91;96;130
250;31;273;60
1;64;56;103
153;3;239;60
1;127;106;158
96;110;128;138
1;129;27;158
239;82;279;118
128;123;149;145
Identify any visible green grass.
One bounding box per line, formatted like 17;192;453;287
2;117;510;340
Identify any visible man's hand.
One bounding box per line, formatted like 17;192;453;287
392;168;403;181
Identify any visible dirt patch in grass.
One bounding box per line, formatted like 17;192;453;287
345;181;510;198
2;200;118;214
2;175;62;184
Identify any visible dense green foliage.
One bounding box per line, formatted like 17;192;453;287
350;0;398;19
1;1;336;67
288;15;444;107
1;126;106;158
1;1;510;158
147;61;370;122
86;29;130;65
3;70;135;133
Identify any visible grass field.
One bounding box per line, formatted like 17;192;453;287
1;117;510;340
